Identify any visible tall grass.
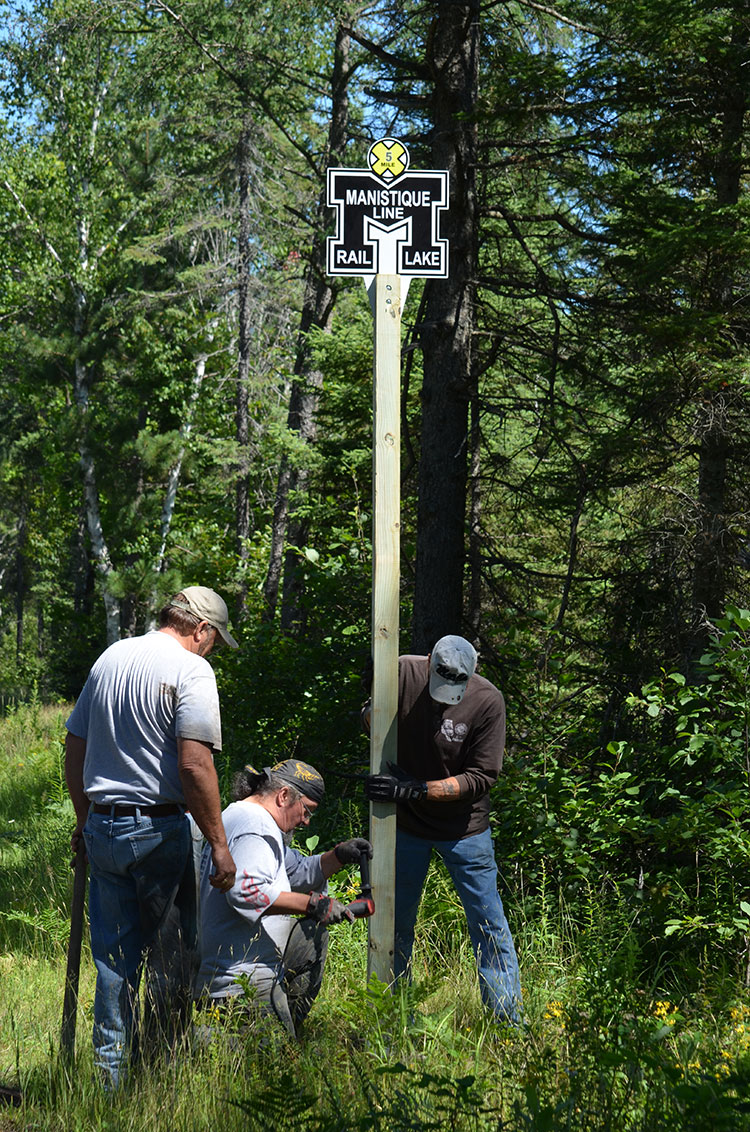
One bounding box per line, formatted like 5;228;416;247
2;705;750;1130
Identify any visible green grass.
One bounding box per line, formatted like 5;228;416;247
3;705;750;1130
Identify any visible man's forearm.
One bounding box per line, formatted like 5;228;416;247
64;732;90;830
179;738;235;890
178;738;228;850
425;776;463;801
263;890;311;916
320;848;344;879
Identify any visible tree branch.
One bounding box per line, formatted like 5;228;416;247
483;207;614;244
2;179;75;288
342;24;430;80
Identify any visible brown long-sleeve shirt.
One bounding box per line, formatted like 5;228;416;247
395;655;506;841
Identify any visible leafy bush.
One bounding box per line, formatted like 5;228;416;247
497;607;750;978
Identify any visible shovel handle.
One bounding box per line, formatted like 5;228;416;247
61;842;87;1061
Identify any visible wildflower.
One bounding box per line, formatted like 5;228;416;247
716;1055;731;1079
544;1000;566;1023
653;1000;678;1025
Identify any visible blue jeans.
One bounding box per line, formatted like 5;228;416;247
395;827;522;1023
84;809;197;1089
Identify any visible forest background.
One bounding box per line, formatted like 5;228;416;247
2;0;750;1127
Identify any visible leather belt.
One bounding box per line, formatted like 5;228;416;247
91;802;183;817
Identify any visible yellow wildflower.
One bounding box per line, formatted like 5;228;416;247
653;1000;678;1024
544;1000;566;1022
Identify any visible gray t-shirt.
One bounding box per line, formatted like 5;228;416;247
65;631;222;806
195;800;325;1000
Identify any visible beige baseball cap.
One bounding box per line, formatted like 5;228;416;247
170;586;239;649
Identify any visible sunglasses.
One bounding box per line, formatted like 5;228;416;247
434;663;467;685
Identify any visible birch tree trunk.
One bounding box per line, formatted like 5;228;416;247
155;351;209;577
236;121;254;610
3;70;122;642
74;351;121;644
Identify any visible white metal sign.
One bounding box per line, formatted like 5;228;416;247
326;139;449;279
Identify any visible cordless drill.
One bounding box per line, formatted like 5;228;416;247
346;854;375;918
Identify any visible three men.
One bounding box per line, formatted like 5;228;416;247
65;594;518;1077
64;586;238;1089
364;635;522;1024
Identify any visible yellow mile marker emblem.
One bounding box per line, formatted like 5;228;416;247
368;138;410;182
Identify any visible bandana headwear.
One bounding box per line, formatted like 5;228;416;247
270;759;325;803
242;759;325;802
242;765;268;793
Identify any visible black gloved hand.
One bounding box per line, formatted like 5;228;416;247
334;837;373;865
364;762;428;803
306;892;355;925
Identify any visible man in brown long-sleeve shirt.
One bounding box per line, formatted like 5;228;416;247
365;635;522;1024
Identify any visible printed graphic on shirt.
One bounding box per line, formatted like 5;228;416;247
239;872;271;909
440;720;469;743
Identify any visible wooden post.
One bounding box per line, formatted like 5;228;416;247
326;138;448;988
368;273;402;984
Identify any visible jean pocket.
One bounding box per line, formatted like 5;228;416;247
128;817;188;869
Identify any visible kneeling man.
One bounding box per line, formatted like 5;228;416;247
196;758;370;1036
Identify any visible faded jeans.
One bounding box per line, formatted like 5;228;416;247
394;827;522;1024
83;809;197;1089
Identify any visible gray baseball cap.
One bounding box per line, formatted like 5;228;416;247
429;635;477;704
170;586;239;649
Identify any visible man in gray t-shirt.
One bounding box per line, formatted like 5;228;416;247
64;586;238;1090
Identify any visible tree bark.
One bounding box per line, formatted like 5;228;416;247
74;339;120;645
690;27;747;646
236;120;254;611
144;346;210;631
15;509;26;658
467;374;482;642
411;0;479;653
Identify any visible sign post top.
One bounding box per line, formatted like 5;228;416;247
326;137;450;286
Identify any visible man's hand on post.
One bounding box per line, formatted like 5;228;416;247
364;761;428;803
333;837;373;865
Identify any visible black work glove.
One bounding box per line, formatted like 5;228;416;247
306;892;355;925
334;837;373;865
364;761;428;803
